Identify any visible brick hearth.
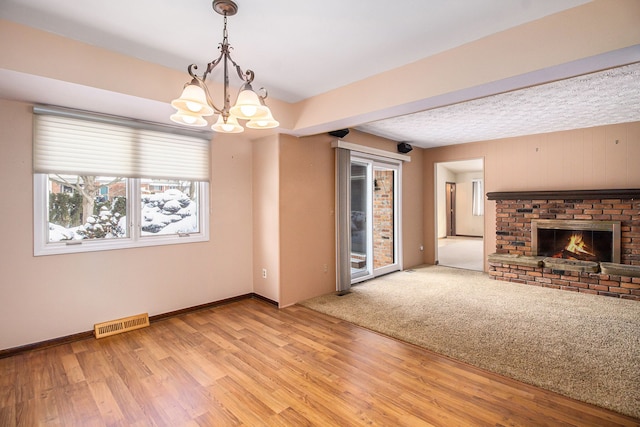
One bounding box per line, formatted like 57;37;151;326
486;189;640;301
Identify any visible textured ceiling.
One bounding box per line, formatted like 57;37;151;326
357;62;640;148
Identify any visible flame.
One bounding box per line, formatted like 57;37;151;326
565;233;594;256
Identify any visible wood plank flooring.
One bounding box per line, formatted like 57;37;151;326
0;298;638;426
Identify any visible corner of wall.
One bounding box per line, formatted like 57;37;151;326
251;134;281;303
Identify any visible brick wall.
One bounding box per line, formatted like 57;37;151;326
489;263;640;300
487;191;640;301
373;170;394;269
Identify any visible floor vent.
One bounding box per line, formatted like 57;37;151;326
94;313;149;339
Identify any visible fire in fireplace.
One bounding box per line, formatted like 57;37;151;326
532;220;621;263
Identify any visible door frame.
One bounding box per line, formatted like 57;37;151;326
445;181;456;237
434;159;485;271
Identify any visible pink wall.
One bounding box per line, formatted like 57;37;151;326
252;134;280;302
0;99;255;350
278;134;337;307
277;131;425;306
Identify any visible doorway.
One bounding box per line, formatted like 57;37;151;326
436;159;484;271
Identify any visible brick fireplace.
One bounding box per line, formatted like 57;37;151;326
487;189;640;301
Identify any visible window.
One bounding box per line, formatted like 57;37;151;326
33;106;211;256
472;179;484;216
140;179;201;236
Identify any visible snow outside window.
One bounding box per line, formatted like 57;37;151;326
33;107;210;256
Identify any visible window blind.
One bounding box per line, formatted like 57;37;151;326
33;107;210;181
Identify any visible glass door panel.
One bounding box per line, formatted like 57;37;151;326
350;161;371;280
373;167;396;272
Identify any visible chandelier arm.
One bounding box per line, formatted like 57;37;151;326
183;67;224;114
236;65;248;82
199;78;224;115
258;88;269;101
201;46;226;81
226;53;254;83
243;69;255;84
187;64;199;79
185;52;228;114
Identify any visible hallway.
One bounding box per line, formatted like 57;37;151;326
437;236;483;271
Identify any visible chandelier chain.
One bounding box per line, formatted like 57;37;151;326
222;14;229;45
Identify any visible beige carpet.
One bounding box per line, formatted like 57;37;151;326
300;265;640;419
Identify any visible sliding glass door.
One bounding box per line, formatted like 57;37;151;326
350;155;400;284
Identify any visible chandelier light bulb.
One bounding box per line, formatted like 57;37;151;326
230;83;268;120
170;111;208;127
246;107;279;129
186;101;203;113
212;114;244;133
240;105;258;117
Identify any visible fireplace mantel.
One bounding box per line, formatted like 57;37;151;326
487;189;640;201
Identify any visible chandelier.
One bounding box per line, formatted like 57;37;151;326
170;0;279;133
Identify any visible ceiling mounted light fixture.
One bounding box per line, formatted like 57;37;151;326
170;0;279;133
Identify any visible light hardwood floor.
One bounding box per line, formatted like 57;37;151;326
1;298;638;426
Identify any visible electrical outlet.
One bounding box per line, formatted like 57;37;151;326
323;263;328;273
262;268;267;279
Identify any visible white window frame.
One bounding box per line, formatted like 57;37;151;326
34;174;209;256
